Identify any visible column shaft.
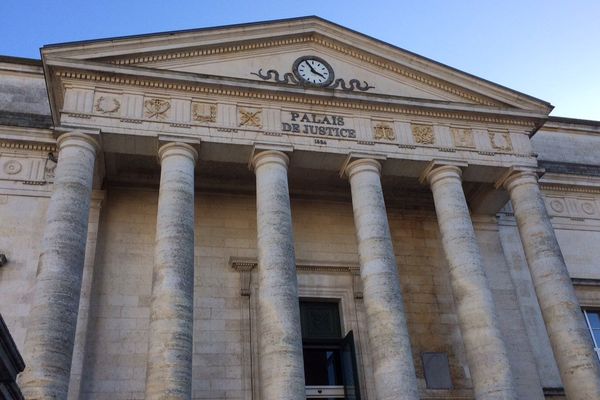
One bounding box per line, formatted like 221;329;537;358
427;165;516;400
20;132;98;399
504;171;600;400
145;142;197;399
346;159;419;400
252;150;305;400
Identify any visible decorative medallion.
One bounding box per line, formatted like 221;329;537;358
373;123;396;141
192;103;217;123
94;96;121;114
412;124;435;145
451;127;475;148
488;130;512;151
251;55;375;92
239;108;262;128
3;160;22;175
581;202;596;216
144;98;171;120
549;199;565;214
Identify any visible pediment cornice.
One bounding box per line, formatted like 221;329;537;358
42;17;553;116
46;56;547;129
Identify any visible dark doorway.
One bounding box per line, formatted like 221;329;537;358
300;300;361;400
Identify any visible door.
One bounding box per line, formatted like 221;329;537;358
340;331;361;400
300;300;362;399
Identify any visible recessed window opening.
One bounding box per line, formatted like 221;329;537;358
300;300;361;399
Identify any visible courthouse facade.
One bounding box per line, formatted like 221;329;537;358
1;17;600;400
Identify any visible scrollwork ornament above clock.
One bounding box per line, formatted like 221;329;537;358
251;55;375;92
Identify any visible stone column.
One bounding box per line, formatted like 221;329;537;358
345;158;419;400
145;142;198;400
424;164;516;400
20;132;99;399
502;169;600;400
251;150;305;400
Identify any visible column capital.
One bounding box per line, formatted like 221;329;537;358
157;142;198;165
251;150;289;171
419;160;467;186
495;166;543;192
56;131;100;155
339;152;386;178
343;158;382;179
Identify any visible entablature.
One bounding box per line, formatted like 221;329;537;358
53;73;539;183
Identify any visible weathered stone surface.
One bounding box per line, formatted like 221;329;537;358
345;158;419;400
18;132;98;399
251;150;305;400
426;164;517;399
504;170;600;400
145;142;198;399
252;151;305;400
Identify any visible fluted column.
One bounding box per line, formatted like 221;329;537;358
345;158;419;400
502;169;600;400
251;150;305;400
145;142;198;399
425;164;516;399
20;132;99;399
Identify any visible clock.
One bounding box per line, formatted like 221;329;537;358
292;56;334;87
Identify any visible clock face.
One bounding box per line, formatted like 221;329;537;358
293;56;334;87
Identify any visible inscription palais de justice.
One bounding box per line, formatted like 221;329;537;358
281;112;357;138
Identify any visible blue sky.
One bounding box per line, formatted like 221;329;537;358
2;1;598;120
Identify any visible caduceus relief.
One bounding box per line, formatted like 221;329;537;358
144;98;171;120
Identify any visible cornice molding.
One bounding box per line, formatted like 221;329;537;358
540;183;600;195
0;139;56;152
230;257;360;297
230;258;359;274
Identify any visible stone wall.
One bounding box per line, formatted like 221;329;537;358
0;194;49;350
63;187;547;399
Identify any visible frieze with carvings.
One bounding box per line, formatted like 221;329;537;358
0;154;54;184
239;108;262;128
192;102;217;123
94;96;121;115
544;195;600;220
451;127;475;148
144;98;171;120
489;130;512;151
412;124;435;145
58;71;534;127
373;122;395;141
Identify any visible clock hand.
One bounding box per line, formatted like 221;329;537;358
304;61;326;79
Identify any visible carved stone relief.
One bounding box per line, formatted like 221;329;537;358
373;122;396;141
239;108;262;128
94;96;121;115
0;154;52;184
488;130;512;151
544;195;600;220
3;160;22;175
412;124;434;145
45;157;57;182
451;127;475;148
144;98;171;120
192;102;217;123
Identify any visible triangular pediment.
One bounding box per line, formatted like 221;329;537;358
132;44;476;103
41;16;553;115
